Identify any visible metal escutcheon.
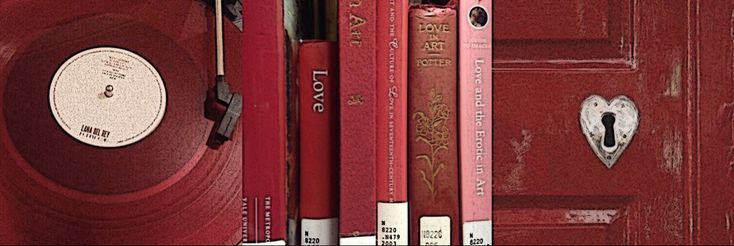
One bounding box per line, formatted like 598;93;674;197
579;95;639;168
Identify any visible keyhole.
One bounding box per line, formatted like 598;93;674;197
602;113;616;148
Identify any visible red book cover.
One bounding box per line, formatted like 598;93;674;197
298;41;339;245
375;0;409;245
338;0;377;244
243;0;287;244
458;1;492;245
408;5;460;246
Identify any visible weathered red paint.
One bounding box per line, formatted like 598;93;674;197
492;0;731;244
698;1;734;244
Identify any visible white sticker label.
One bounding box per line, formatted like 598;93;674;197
301;217;338;245
339;235;376;245
419;216;451;245
463;220;492;245
49;47;166;148
241;240;286;246
377;202;408;245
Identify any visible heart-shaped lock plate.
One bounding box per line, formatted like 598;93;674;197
579;95;639;168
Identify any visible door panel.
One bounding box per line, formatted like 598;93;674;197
494;0;610;40
493;0;691;244
493;0;634;69
698;1;734;244
494;197;631;245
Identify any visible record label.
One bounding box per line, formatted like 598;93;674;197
49;47;166;148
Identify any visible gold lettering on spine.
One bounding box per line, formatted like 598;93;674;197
416;21;452;67
347;95;365;106
349;0;365;46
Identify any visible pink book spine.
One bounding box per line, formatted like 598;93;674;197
459;1;492;245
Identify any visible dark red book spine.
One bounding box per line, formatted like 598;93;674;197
338;0;377;244
242;0;287;244
376;0;409;244
408;6;460;246
298;41;339;245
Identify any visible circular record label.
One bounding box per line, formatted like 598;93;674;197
49;47;166;148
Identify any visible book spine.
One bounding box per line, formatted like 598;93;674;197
459;1;492;245
242;0;287;244
408;6;460;246
338;0;377;243
376;0;409;245
298;41;340;246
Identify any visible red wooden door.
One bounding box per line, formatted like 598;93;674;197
492;1;729;244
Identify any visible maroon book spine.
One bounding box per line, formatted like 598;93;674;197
338;0;377;243
408;5;460;246
376;0;409;244
242;0;287;244
298;40;340;245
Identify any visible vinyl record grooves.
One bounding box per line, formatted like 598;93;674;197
0;1;242;244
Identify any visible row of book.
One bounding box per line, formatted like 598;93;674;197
243;0;491;245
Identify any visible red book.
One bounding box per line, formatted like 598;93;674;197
408;5;460;246
298;41;339;245
458;1;492;245
375;0;409;245
242;0;287;244
338;0;377;244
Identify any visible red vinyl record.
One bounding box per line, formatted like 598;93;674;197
0;0;242;244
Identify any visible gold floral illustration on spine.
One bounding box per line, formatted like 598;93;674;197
413;88;450;201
